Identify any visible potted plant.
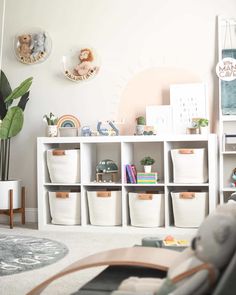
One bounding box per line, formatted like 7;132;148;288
136;116;146;135
0;70;33;210
140;156;155;173
43;112;58;137
192;118;209;135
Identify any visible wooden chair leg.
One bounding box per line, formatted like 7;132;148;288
9;189;13;229
21;186;26;224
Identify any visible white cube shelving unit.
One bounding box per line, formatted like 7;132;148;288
37;134;218;233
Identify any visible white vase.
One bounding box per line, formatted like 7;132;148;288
47;125;58;137
136;125;145;135
144;165;152;173
0;180;21;209
200;126;209;135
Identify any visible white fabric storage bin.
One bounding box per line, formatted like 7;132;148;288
47;149;80;183
48;192;81;225
129;193;164;227
171;192;208;227
171;148;208;183
87;191;122;226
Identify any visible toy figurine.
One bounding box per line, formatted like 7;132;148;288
230;168;236;187
97;120;119;136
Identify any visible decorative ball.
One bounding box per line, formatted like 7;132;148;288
96;159;118;173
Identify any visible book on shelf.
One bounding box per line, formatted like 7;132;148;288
137;172;158;184
125;164;137;183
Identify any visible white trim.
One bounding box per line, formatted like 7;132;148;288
0;208;38;223
0;0;6;70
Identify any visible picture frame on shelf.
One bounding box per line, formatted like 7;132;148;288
170;83;208;134
146;105;173;134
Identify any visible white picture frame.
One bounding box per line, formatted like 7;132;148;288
146;105;173;134
170;83;208;134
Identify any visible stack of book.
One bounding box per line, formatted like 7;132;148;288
137;172;158;184
125;164;137;183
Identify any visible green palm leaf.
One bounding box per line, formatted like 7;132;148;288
0;106;23;139
4;77;33;103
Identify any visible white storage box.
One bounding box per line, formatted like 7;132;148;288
171;148;208;183
87;191;122;226
171;192;208;227
48;192;81;225
47;149;80;183
129;193;164;227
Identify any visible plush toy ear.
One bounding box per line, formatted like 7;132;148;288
213;220;231;244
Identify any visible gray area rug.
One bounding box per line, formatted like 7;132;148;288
0;234;68;276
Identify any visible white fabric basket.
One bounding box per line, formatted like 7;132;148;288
47;149;80;183
171;148;208;183
129;193;164;227
171;192;208;227
48;192;81;225
87;191;122;226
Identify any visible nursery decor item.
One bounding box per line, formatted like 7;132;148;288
97;120;119;136
0;234;68;276
14;28;52;64
146;105;173;134
230;168;236;187
137;172;158;184
170;83;208;134
96;159;118;182
192;117;209;135
57;114;80;137
140;156;155;173
135;116;146;135
62;47;100;82
43;112;58;137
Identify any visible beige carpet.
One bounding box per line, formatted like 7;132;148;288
0;224;149;295
0;224;194;295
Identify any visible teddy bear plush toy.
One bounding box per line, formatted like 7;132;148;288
113;203;236;295
31;32;45;56
18;34;32;58
74;48;96;76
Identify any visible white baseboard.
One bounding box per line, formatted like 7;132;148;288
0;208;37;223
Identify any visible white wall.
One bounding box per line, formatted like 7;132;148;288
1;0;236;208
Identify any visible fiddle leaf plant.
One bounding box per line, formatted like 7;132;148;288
0;70;33;180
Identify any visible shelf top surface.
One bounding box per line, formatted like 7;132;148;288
38;134;216;144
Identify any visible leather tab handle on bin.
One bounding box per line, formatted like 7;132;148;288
52;150;65;156
56;192;69;198
179;192;195;199
138;194;153;200
178;149;194;154
97;191;111;197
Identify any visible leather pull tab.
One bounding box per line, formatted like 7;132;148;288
178;149;194;154
97;191;111;197
179;192;195;199
138;194;153;200
56;192;69;198
52;150;65;156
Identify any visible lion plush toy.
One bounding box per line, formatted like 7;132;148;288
18;34;32;58
113;203;236;295
74;48;95;76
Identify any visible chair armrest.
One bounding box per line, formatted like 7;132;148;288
27;247;180;295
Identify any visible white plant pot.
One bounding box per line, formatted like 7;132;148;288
0;180;22;209
144;165;152;173
200;126;209;135
47;125;58;137
136;125;145;135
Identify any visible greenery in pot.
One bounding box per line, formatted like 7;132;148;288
192;118;209;128
140;156;155;166
0;70;33;181
136;116;146;125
